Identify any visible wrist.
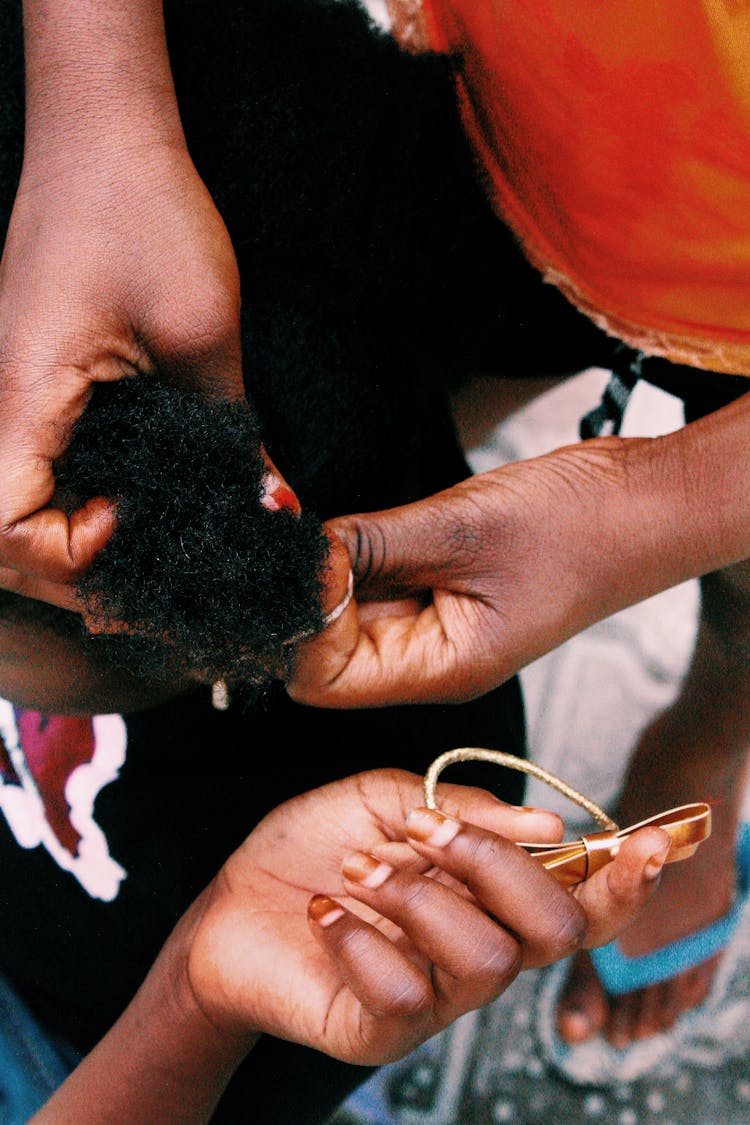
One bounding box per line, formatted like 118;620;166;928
32;895;257;1124
505;434;654;631
22;0;185;155
537;421;749;628
151;889;260;1069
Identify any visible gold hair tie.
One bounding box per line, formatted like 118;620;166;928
424;748;711;889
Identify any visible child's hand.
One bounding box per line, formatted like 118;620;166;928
180;769;669;1066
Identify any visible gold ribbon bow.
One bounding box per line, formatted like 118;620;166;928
424;748;711;889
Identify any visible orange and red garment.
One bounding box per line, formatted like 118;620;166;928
387;0;750;376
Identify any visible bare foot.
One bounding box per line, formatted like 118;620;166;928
557;716;748;1047
557;877;726;1047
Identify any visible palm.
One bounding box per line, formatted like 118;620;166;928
188;771;431;1062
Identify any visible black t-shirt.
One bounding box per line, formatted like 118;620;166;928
0;677;527;1054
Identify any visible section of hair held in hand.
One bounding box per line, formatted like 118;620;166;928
53;378;330;688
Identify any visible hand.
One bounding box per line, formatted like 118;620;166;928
287;439;640;706
180;769;669;1066
0;134;245;612
287;429;744;708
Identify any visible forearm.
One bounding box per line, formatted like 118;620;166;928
30;904;256;1125
557;390;750;630
22;0;184;160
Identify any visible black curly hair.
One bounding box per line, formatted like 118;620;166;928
51;378;331;686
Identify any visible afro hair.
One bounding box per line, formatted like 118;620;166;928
53;378;330;687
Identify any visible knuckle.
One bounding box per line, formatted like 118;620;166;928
151;288;239;365
463;831;507;874
469;929;523;991
331;928;433;1022
537;897;588;961
192;307;237;352
351;520;387;585
442;503;486;568
181;287;237;339
398;878;435;917
376;975;433;1022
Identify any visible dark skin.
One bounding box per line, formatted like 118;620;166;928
0;0;249;597
0;604;669;1124
2;0;747;1056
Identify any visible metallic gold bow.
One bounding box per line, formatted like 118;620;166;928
424;748;711;889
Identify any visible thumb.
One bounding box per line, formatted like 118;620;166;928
0;367;117;595
327;486;480;602
288;493;499;708
155;326;246;404
0;497;116;607
573;827;672;949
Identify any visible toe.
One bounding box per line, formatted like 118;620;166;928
630;984;664;1040
653;978;682;1034
678;955;719;1013
556;952;609;1044
603;951;722;1046
605;990;639;1048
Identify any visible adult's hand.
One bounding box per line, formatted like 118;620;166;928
289;400;750;707
0;1;246;611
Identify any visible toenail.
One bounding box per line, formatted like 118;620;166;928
560;1010;591;1040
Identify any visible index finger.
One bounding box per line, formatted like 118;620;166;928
0;565;87;614
0;497;115;589
402;807;588;969
572;827;671;949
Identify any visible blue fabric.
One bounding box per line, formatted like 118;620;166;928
340;1040;442;1124
0;976;77;1124
591;823;750;996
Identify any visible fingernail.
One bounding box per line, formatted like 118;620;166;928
342;852;394;888
260;471;302;514
405;808;462;846
644;853;667;880
643;828;670;877
308;895;346;927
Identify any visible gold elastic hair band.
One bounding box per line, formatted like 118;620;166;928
424;747;711;888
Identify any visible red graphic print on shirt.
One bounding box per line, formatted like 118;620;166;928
0;700;127;901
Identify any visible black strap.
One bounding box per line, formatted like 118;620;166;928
579;347;644;439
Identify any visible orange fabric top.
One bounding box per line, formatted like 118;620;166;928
387;0;750;375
